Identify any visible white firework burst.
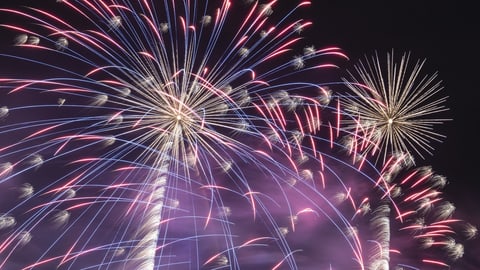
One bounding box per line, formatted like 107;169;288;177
340;51;450;164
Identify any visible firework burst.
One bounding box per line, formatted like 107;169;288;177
340;51;450;164
0;1;476;270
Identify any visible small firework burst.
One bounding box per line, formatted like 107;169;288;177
340;51;450;164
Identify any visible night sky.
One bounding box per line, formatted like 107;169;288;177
312;0;480;226
315;0;478;185
0;0;479;269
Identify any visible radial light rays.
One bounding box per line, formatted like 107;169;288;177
340;51;450;165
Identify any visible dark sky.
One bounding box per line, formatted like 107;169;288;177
312;0;479;210
0;0;478;269
325;1;478;164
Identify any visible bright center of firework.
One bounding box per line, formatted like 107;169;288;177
171;109;195;131
173;112;190;127
388;118;393;125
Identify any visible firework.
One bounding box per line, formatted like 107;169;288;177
0;1;476;270
340;51;450;165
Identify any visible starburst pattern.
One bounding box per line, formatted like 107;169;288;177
340;51;450;164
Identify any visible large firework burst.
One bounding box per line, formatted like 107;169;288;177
0;1;476;270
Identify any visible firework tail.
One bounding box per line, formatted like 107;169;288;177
126;158;168;269
369;204;390;270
